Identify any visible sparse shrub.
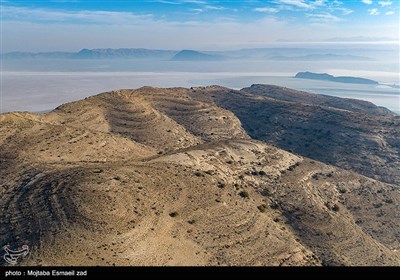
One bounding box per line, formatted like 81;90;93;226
338;187;347;193
261;188;271;196
188;220;196;224
217;181;225;189
384;198;393;204
373;202;383;208
270;201;279;209
169;212;178;217
257;204;267;213
239;190;249;198
331;204;340;212
325;202;339;212
194;171;202;177
226;160;233;164
258;170;266;176
205;170;215;175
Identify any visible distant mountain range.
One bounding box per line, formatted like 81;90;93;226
2;48;178;60
74;48;177;59
171;50;224;61
270;54;371;61
2;48;376;61
295;72;379;85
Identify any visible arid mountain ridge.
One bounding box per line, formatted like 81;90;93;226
0;84;399;266
2;47;376;61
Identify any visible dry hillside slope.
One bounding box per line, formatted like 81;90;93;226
1;85;399;266
197;85;400;185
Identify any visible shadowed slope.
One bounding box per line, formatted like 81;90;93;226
189;85;400;185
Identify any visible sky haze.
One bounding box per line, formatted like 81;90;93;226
1;0;399;52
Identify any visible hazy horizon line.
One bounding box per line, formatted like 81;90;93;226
2;40;400;54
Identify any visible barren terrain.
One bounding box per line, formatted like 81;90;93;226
1;85;399;266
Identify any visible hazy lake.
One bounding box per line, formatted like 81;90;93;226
1;59;399;114
2;71;399;115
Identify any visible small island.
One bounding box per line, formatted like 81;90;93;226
295;71;379;85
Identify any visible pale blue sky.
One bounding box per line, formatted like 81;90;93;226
1;0;399;51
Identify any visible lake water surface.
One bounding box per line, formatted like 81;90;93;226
1;58;399;114
1;71;399;115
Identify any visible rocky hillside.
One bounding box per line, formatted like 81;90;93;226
211;85;400;185
1;85;399;266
